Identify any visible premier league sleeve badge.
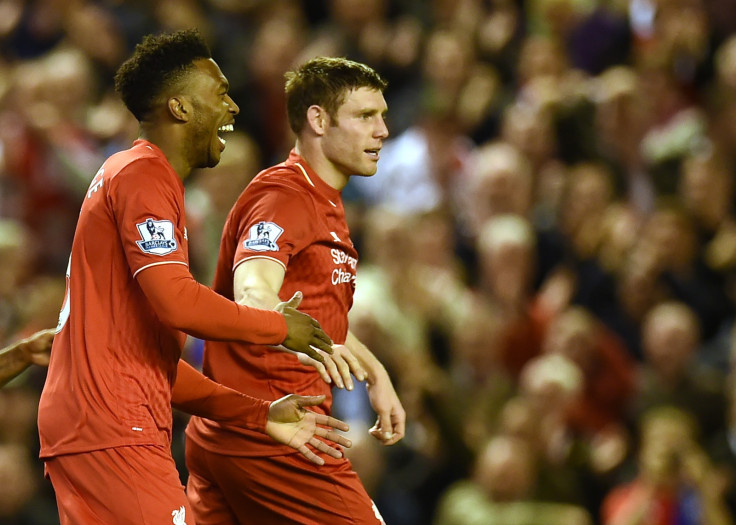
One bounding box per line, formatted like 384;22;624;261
243;221;284;252
135;218;178;255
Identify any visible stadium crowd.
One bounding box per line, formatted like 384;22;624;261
2;0;736;523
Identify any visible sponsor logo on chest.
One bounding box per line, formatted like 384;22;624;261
331;247;357;286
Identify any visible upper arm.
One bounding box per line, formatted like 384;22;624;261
110;159;188;277
233;257;287;307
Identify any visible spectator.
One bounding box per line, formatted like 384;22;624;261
434;434;592;525
602;405;733;525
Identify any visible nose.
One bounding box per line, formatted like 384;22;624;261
376;116;389;139
227;94;240;115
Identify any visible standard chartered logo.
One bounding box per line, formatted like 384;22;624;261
330;248;356;286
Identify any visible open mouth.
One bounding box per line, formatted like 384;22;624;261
365;148;380;158
217;123;234;147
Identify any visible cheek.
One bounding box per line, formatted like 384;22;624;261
324;134;355;163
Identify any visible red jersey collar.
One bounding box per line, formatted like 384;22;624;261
133;138;164;157
285;150;342;201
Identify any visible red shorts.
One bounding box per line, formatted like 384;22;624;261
45;445;193;525
185;437;385;524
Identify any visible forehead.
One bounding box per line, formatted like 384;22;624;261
189;58;228;88
336;87;387;113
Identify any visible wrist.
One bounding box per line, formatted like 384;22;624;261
17;343;32;367
365;362;388;386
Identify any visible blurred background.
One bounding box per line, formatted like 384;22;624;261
3;0;736;523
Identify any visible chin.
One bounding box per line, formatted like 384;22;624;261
206;150;222;168
356;167;378;177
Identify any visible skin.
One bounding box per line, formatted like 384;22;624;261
296;86;389;189
266;394;352;465
233;86;406;445
139;58;237;179
0;329;54;388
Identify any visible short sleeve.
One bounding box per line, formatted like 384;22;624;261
109;158;188;276
232;181;314;271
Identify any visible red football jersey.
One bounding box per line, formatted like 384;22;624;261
38;140;284;458
187;151;358;456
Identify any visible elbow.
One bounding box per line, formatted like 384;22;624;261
154;303;192;332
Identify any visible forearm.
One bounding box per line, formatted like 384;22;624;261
0;342;30;388
235;281;282;309
172;360;269;433
345;330;387;384
137;264;287;344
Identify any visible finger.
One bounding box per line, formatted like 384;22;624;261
381;431;403;446
369;426;394;445
293;395;326;409
331;353;352;390
298;444;325;465
315;427;353;448
369;425;387;441
370;415;394;442
321;355;344;389
315;326;333;347
308;437;344;459
313;413;350;432
376;412;394;439
369;423;401;445
310;332;334;355
311;358;332;384
300;344;325;363
340;350;366;382
284;291;303;308
387;413;406;444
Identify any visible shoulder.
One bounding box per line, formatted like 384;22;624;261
240;164;315;207
252;163;312;192
107;152;178;194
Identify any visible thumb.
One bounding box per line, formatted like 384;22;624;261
373;414;393;441
294;394;326;409
284;291;303;309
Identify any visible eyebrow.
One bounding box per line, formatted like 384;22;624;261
358;107;387;116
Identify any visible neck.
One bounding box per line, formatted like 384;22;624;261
294;139;348;191
139;124;191;180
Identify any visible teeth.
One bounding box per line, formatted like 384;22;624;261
218;124;234;132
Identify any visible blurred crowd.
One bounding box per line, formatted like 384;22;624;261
3;0;736;523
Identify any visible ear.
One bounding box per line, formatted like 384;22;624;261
305;105;327;136
167;96;190;123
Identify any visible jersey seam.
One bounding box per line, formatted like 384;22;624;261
133;260;188;278
233;255;287;273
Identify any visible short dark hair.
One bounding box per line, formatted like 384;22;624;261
114;29;212;121
284;56;388;134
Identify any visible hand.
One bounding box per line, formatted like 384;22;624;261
276;292;333;362
265;394;352;465
20;329;55;367
366;371;405;446
296;344;367;390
